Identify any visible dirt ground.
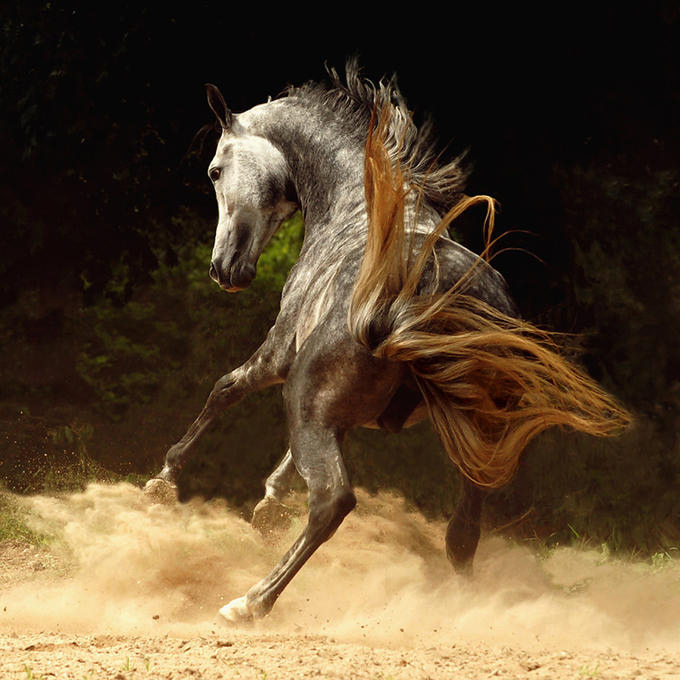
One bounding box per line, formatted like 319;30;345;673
2;484;680;679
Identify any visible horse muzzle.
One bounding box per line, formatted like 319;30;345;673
209;258;256;292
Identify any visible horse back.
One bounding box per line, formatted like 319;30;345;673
433;236;520;318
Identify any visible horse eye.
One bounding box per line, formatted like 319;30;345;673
209;167;221;182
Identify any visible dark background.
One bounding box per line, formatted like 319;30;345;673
1;2;678;553
2;4;677;311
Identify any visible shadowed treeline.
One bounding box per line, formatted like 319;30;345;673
0;3;678;555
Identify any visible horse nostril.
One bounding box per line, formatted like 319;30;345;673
230;262;256;289
209;262;219;282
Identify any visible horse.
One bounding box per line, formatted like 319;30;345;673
144;63;630;623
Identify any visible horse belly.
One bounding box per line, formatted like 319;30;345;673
368;383;427;433
362;406;428;431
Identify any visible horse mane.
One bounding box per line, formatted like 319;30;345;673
349;106;632;488
285;59;467;213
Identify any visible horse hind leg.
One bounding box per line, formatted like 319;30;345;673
220;424;355;622
446;476;485;575
251;448;299;533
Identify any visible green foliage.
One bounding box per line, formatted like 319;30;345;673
76;300;177;420
344;425;461;519
69;212;303;422
256;211;305;289
556;159;679;412
0;212;303;498
505;152;680;556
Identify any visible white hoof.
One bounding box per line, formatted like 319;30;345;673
219;596;253;623
143;478;178;504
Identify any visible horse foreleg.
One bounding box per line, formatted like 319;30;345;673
146;344;284;496
220;425;355;622
251;448;299;532
445;476;485;574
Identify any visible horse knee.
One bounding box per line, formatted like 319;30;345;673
309;488;356;539
319;488;356;523
334;489;357;517
208;374;236;404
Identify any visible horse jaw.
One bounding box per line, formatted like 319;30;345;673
210;201;297;292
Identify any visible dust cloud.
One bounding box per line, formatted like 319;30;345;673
2;483;679;653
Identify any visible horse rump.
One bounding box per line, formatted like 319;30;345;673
348;106;631;488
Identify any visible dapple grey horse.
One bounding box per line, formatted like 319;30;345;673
145;64;628;622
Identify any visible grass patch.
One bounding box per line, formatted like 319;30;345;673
0;487;51;545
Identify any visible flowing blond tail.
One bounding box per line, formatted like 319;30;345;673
349;107;632;488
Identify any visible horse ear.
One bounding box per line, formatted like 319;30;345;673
205;83;232;129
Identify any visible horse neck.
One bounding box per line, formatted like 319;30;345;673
251;99;367;240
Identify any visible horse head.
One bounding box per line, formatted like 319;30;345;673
205;84;298;291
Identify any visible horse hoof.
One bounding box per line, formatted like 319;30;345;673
251;497;294;534
453;561;475;578
219;596;253;624
143;478;178;504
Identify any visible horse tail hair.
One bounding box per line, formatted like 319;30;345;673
348;106;632;489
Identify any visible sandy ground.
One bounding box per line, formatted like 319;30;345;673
2;484;680;679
